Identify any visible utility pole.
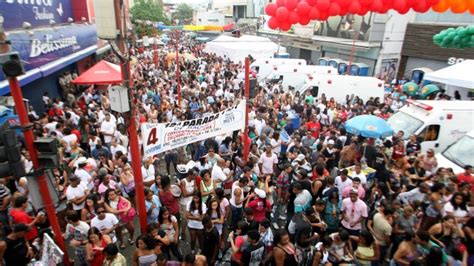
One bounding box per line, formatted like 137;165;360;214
114;0;148;234
175;30;181;106
0;16;70;266
243;57;250;164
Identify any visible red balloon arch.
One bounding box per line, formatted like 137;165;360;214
265;0;474;31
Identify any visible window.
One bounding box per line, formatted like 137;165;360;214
420;125;440;141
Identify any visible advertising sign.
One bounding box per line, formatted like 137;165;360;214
0;0;73;31
142;101;246;158
5;24;97;72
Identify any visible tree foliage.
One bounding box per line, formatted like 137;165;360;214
130;0;168;24
174;3;194;23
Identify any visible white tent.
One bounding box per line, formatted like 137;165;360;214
423;60;474;100
204;34;284;63
424;60;474;88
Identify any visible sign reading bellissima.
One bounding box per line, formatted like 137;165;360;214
6;24;97;72
0;0;73;30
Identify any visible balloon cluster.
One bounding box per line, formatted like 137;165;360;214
265;0;470;31
433;25;474;49
432;0;474;14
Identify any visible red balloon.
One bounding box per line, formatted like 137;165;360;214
265;3;278;16
398;5;410;14
393;0;407;11
328;3;342;16
276;0;286;7
306;0;318;6
280;22;292;31
299;16;311;25
268;17;280;29
296;1;311;16
379;3;390;13
359;0;373;7
348;0;361;13
426;0;440;5
288;11;300;24
316;0;331;10
336;0;351;8
413;0;430;12
338;6;349;16
276;7;290;22
370;0;383;11
285;0;298;11
382;0;391;4
319;12;329;21
407;0;417;7
308;6;321;19
357;6;369;15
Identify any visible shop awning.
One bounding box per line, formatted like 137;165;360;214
72;60;122;85
0;45;97;95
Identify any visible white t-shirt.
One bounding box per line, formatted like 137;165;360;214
259;153;278;174
212;165;228;184
65;221;90;241
66;183;88;210
74;168;92;189
443;202;468;220
270;138;281;154
141;165;155;183
62;134;78;152
100;120;116;143
186;202;207;229
91;213;119;242
180;178;195;206
335;176;353;197
351;172;367;185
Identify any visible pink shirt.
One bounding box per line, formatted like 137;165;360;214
341;198;368;230
342;186;366;199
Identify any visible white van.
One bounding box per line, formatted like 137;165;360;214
267;65;338;91
436;130;474;174
298;75;385;104
237;58;307;81
387;100;474;153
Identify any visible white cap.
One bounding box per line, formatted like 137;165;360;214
254;188;266;199
328;139;335;145
75;157;87;167
295;154;305;162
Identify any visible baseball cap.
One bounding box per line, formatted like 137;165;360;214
254;188;266;199
328;139;335;145
350;188;358;194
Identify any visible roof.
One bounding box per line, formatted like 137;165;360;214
411;100;474;111
423;60;474;89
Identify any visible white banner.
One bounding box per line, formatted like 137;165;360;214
142;100;246;158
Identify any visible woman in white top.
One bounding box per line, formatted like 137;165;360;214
443;192;470;224
179;171;196;240
186;192;207;252
229;178;249;230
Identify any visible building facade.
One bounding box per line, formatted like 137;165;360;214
0;0;107;113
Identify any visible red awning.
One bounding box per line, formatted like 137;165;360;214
72;60;122;85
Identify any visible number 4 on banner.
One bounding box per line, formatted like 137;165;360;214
147;128;158;145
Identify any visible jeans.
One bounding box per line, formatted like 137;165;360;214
230;205;242;230
272;202;287;223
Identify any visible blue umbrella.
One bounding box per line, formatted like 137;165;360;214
345;115;394;139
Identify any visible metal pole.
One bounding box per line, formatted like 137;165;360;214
347;32;359;75
114;0;148;234
8;77;71;265
175;30;181;106
243;57;250;164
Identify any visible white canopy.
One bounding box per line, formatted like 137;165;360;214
204;35;283;63
424;60;474;89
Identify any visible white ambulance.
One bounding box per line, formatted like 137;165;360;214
266;65;338;91
297;75;385;104
387;100;474;153
237;58;307;81
435;130;474;174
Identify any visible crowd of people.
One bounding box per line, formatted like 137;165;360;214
0;32;472;266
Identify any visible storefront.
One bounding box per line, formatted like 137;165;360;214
0;0;98;112
398;23;474;80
